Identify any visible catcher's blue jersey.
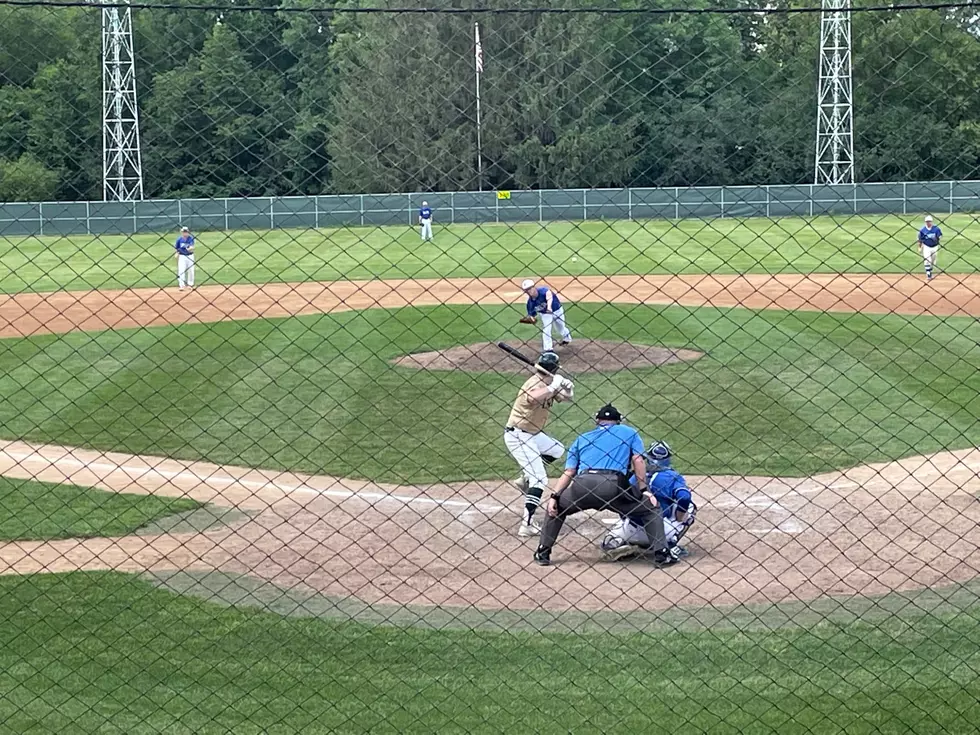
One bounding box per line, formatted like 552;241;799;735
630;467;692;520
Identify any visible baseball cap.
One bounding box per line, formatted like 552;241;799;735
181;226;189;232
595;404;622;422
422;201;428;206
521;279;535;290
924;214;933;222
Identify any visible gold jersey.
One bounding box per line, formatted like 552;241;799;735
506;374;553;433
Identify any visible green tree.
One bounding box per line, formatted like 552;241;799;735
25;52;101;200
327;5;475;193
0;152;59;201
144;22;292;197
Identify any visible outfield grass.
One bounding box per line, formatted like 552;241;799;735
0;303;975;481
0;572;978;733
0;476;202;541
1;213;978;293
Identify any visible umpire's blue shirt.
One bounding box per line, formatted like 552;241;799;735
566;424;644;475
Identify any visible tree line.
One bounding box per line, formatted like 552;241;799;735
0;0;978;202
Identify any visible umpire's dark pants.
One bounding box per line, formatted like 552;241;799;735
538;471;667;554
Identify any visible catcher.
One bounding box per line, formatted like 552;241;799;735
600;440;697;559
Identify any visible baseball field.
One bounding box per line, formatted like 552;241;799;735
1;213;980;732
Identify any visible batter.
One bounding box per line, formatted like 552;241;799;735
503;351;573;537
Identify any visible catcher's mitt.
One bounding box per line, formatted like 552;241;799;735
518;316;536;324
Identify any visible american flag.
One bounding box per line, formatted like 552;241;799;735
475;22;484;74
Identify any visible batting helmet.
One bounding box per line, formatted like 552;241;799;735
536;351;560;374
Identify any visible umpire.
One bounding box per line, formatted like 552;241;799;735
533;403;679;567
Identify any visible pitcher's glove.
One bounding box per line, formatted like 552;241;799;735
518;316;536;324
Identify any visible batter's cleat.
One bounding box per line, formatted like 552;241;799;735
559;340;571;346
603;543;642;562
512;477;529;494
518;519;541;537
653;547;681;566
671;545;690;558
533;548;551;566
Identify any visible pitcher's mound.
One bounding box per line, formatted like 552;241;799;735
392;339;703;374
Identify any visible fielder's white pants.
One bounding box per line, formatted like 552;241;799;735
607;516;685;548
539;308;572;351
420;219;433;241
177;253;195;288
922;244;939;271
503;427;564;491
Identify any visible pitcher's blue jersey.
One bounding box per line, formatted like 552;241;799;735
526;286;562;316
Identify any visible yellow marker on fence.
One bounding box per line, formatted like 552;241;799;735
496;190;511;200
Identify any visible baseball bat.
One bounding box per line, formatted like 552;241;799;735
496;341;536;367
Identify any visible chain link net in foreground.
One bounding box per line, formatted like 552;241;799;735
0;2;979;732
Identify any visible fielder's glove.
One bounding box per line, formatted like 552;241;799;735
518;316;536;324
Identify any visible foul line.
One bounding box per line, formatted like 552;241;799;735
0;449;508;517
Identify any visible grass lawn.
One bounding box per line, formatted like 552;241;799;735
0;476;202;541
0;571;979;733
1;213;978;293
0;303;976;481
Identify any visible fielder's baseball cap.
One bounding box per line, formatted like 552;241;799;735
521;279;535;290
422;201;428;206
924;214;933;222
181;226;190;232
595;404;622;422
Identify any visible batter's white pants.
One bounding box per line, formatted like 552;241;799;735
539;308;572;351
420;219;433;241
922;244;939;272
177;253;195;288
503;427;564;491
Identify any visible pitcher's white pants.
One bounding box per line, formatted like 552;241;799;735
539;308;572;351
922;244;939;273
177;253;195;289
503;427;564;490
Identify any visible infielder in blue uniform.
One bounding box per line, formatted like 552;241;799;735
419;201;433;241
174;226;196;290
917;214;942;281
601;440;697;559
519;279;572;352
533;404;678;567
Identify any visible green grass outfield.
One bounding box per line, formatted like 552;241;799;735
0;476;201;541
1;303;976;481
1;572;979;734
1;213;978;293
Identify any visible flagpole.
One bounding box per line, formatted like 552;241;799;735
474;21;484;192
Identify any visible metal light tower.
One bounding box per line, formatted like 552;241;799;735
814;0;854;185
102;3;144;201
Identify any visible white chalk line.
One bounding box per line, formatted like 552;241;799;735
0;449;508;518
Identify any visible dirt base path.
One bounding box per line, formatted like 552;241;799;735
1;439;978;613
2;272;979;338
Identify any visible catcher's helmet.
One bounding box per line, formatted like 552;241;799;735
536;351;560;374
645;440;672;469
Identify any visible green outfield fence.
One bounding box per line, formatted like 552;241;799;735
2;1;980;733
3;180;980;236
